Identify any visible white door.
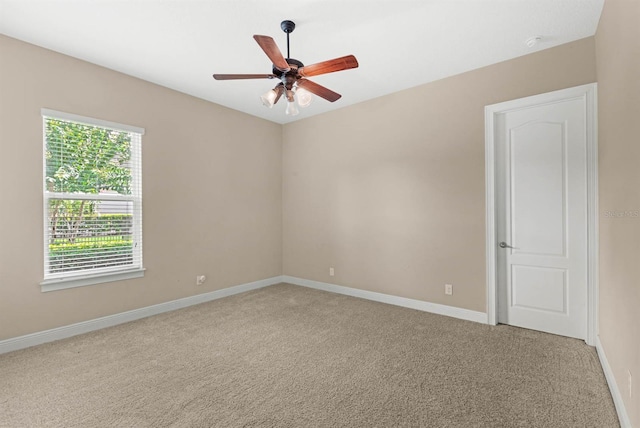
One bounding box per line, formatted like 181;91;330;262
495;96;588;340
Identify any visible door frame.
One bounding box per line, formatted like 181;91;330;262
484;83;598;345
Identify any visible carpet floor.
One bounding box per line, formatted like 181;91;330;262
0;283;619;427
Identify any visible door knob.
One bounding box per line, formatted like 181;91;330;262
499;241;514;249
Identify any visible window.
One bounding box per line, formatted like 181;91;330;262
41;109;144;292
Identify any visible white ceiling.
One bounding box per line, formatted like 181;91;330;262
0;0;604;124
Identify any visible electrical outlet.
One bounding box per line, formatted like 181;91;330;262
628;370;633;398
329;267;335;276
196;275;206;286
445;284;453;295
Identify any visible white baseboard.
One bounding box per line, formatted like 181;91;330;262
0;276;283;355
0;275;486;355
283;276;488;324
596;336;632;428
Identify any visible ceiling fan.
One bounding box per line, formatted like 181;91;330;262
213;20;359;116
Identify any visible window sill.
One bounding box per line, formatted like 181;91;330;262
40;268;145;292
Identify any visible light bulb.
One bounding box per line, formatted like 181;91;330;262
285;100;299;116
260;89;277;108
296;87;313;108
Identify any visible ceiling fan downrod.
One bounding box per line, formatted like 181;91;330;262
280;20;295;59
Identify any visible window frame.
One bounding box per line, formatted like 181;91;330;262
40;109;145;292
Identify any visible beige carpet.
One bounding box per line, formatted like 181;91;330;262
0;283;619;427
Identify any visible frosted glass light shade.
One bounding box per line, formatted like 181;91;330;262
260;90;277;108
285;100;299;116
296;88;313;108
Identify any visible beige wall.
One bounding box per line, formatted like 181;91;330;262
595;0;640;425
282;38;597;312
0;35;283;340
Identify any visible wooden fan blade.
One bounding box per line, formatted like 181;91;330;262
297;79;341;102
298;55;358;78
253;35;290;72
213;74;276;80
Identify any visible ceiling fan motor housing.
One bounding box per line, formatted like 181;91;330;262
273;58;304;89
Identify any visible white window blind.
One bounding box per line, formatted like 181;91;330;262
42;109;143;286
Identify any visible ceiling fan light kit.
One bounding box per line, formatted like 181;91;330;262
213;20;359;116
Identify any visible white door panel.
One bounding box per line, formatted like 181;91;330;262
496;98;587;340
510;121;566;257
511;265;566;313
